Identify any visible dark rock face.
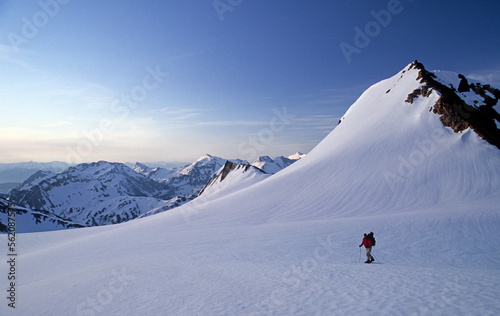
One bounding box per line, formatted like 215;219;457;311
406;60;500;149
457;74;470;93
432;98;471;132
405;85;433;104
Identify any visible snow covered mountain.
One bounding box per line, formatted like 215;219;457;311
154;154;248;199
250;153;304;174
197;161;269;199
8;161;170;226
197;152;307;201
7;155;251;227
132;162;184;181
2;61;500;315
0;198;85;233
131;162;153;176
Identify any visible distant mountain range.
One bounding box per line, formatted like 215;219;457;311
4;153;304;231
0;161;72;190
0;161;187;188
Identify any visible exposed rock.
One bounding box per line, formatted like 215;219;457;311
457;74;470;93
407;60;500;149
432;99;470;132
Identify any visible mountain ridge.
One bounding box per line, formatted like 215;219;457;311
6;153;302;228
197;160;268;198
0;197;85;233
407;60;500;148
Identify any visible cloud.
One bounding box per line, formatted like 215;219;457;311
467;69;500;86
289;114;339;135
153;107;204;120
0;44;39;72
35;120;72;128
196;120;268;127
42;80;117;111
300;85;367;108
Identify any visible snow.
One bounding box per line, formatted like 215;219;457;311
433;70;496;108
0;198;84;233
198;164;270;201
251;155;301;174
147;167;179;182
177;154;246;177
485;89;495;99
1;63;500;315
9;156;244;227
16;162;169;226
287;152;306;160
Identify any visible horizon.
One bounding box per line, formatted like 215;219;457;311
2;1;500;164
0;150;306;165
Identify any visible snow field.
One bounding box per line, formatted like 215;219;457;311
3;203;499;315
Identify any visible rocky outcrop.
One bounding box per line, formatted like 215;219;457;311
405;60;500;149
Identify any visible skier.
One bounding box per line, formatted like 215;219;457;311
359;233;375;263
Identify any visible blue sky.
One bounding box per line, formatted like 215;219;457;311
1;0;499;163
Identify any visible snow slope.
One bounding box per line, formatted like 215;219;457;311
198;161;270;201
1;62;500;315
251;154;303;174
147;154;248;198
0;198;85;233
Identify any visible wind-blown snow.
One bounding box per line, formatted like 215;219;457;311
1;62;500;315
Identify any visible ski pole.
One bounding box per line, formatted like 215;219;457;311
371;251;380;263
358;247;361;263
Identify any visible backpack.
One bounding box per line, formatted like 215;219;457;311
367;233;376;246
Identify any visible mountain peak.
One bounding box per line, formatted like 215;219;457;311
197;160;268;198
401;61;500;149
251;154;303;174
197;153;214;161
287;152;306;160
134;162;149;169
254;156;273;163
133;162;151;175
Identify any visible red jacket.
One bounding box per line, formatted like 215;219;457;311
361;237;373;248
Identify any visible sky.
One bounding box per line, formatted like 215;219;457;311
1;0;499;164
